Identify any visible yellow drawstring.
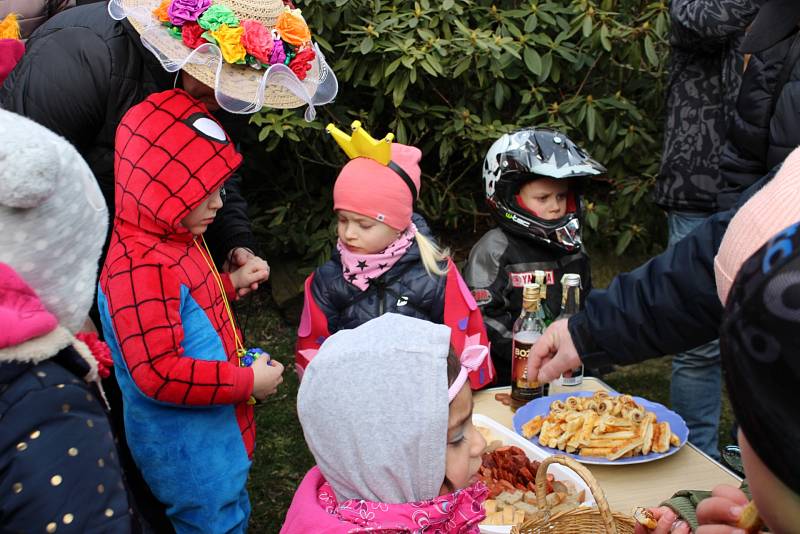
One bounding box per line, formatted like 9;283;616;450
193;235;245;356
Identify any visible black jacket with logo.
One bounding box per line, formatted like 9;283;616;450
464;228;591;384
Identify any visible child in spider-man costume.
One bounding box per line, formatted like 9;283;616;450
97;89;284;534
295;121;496;389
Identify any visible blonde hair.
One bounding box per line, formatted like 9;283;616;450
415;231;450;276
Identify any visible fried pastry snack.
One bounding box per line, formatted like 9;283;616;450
522;392;681;461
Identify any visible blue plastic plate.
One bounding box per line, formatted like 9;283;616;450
512;391;689;465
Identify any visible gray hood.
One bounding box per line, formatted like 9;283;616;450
297;313;451;504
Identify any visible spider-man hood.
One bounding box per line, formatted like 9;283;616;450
113;89;243;237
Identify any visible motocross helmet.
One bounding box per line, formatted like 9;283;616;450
483;127;605;252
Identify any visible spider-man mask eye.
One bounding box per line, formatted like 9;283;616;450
183;113;229;144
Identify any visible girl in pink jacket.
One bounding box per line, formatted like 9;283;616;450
281;314;489;533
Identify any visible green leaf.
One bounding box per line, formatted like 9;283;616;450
586;105;596;141
392;73;409;107
385;57;402;76
644;35;658;67
538;51;552;82
524;14;537;32
506;22;522;39
452;56;471;77
420;59;438;76
442;0;454;10
581;15;592;38
600;24;611;52
523;47;542;75
586;211;599;230
615;230;633;255
494;82;505;109
360;36;374;54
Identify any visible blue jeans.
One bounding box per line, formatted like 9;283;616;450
667;211;721;460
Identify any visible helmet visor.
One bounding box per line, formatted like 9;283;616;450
553;217;582;249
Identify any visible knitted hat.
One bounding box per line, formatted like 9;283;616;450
715;147;800;305
719;221;800;494
0;109;108;333
297;314;450;504
333;143;422;231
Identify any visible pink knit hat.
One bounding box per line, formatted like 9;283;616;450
333;143;422;231
715;146;800;305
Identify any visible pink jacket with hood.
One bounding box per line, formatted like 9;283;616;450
282;314;487;533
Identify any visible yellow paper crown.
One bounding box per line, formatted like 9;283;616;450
326;121;394;166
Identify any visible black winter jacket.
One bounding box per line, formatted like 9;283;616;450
0;2;256;262
0;347;132;532
569;166;776;368
311;214;446;333
717;28;800;210
652;0;757;212
464;228;591;383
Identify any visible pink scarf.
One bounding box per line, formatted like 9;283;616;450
281;467;487;534
337;224;417;291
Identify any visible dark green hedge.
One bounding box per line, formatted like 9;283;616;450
240;0;670;277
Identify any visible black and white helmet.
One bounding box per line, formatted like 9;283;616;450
483;127;605;252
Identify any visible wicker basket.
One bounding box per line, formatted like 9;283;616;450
510;455;636;534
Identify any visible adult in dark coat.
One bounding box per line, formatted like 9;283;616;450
524;164;773;395
0;2;260;271
717;0;800;210
652;0;759;458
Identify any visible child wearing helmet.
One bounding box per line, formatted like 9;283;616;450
295;122;496;389
464;128;605;384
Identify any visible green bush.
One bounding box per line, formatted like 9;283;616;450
243;0;670;276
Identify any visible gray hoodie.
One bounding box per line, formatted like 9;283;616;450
297;313;451;504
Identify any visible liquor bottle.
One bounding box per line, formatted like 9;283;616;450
533;270;553;325
511;283;549;407
558;273;584;386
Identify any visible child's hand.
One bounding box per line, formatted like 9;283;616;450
230;256;270;296
696;485;760;534
251;357;284;401
634;507;689;534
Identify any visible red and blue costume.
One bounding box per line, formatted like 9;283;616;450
97;90;253;534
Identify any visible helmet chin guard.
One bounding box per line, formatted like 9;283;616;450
483;127;605;252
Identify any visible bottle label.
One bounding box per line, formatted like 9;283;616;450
512;338;541;389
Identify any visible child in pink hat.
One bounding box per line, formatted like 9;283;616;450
295;122;495;388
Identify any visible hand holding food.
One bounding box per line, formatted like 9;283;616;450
521;391;681;461
696;485;764;534
633;507;690;534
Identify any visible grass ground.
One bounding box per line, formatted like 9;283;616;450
242;248;734;533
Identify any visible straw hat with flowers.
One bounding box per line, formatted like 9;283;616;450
108;0;337;119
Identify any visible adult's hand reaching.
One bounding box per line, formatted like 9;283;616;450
525;319;583;384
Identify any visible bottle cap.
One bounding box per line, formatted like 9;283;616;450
522;283;540;301
562;273;581;287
